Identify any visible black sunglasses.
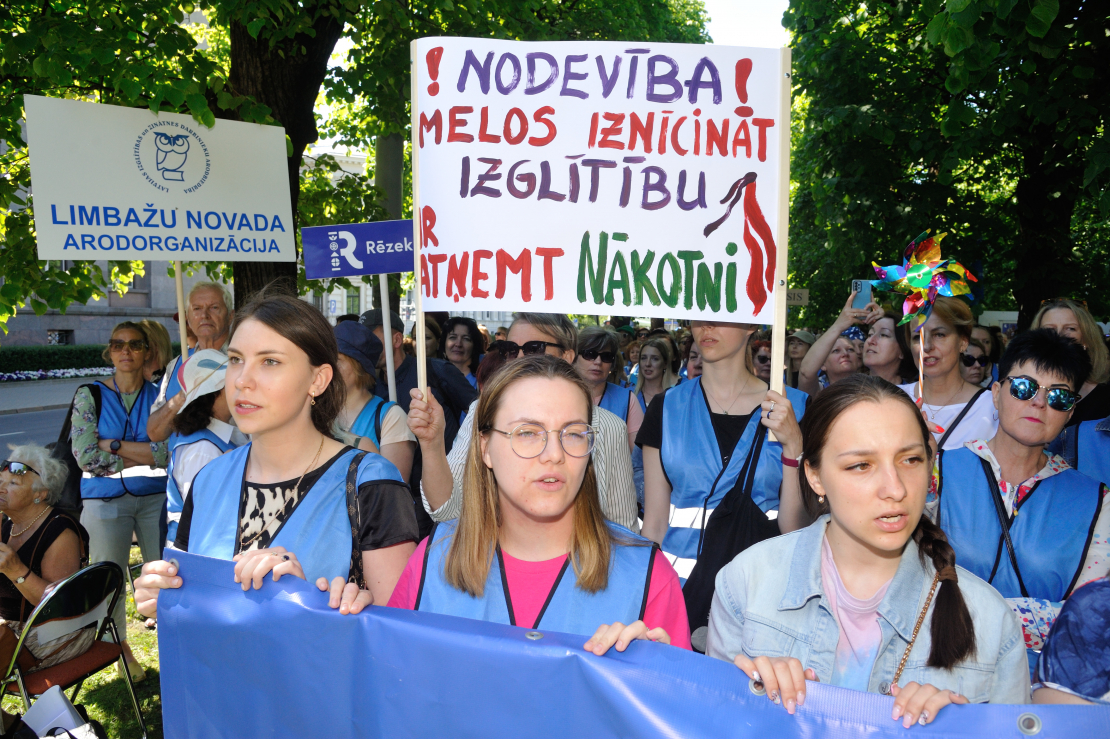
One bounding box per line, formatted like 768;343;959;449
497;340;563;358
754;354;771;363
0;461;39;477
1004;376;1080;412
961;354;990;367
580;348;616;363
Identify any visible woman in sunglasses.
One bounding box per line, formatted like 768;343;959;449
575;327;642;450
389;356;691;652
751;340;772;383
70;321;167;682
1032;298;1110;428
958;339;993;388
932;329;1109;672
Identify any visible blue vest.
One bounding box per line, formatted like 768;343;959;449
349;396;398;449
659;379;807;564
187;444;403;583
416;519;656;636
599;383;632;422
636;391;647;413
166;428;237;544
937;446;1103;601
1076;418;1110;486
80;380;167;499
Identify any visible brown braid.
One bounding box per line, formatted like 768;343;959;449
913;514;976;669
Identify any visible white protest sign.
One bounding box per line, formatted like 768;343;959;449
410;39;789;323
25;95;295;262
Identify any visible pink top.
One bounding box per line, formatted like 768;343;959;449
388;537;692;650
820;535;892;692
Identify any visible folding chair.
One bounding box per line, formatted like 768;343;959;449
1;562;146;739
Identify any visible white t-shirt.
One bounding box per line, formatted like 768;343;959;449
899;382;998;450
169;417;237;524
379;404;417;446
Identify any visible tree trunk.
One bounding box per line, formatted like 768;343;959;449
1012;136;1083;330
226;9;344;306
373;133;405;314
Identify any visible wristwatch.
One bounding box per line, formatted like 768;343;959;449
15;567;31;585
110;439;122;453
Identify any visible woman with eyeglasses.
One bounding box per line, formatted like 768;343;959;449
441;317;484;389
931;329;1109;673
134;295;419;623
70;321;168;682
389;356;691;652
958;339;993;388
1032;298;1110;428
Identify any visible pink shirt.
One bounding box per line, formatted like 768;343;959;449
388;537;692;650
820;535;892;692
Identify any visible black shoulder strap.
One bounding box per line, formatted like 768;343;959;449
413;522;438;609
638;543;660;622
978;456;1031;598
937;387;988;448
345;451;370;589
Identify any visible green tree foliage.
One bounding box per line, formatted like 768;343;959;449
785;0;1109;329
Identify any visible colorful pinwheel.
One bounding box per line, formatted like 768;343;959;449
870;230;977;332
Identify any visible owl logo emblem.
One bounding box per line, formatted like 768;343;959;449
154;133;190;181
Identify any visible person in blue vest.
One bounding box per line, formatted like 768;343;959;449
165;349;238;547
387;355;692;653
708;376;1029;724
575;327;642;449
1055;413;1110;485
931;328;1109;674
333;321;416;483
134;295;420;620
71;321;168;682
637;321;808;620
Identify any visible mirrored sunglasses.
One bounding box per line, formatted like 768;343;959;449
1004;376;1079;412
0;461;39;477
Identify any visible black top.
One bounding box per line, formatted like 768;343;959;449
636;388;755;467
1067;383;1110;428
174;448;419;554
0;512;88;622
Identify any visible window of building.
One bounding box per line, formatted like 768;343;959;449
346;288;360;316
47;330;75;345
312;293;324;313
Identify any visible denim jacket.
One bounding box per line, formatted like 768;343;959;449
706;516;1030;704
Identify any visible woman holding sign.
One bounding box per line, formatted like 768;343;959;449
636;321;809;640
134;295;419;619
708;376;1029;723
388;356;690;652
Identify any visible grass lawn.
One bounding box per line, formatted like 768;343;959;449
3;546;164;739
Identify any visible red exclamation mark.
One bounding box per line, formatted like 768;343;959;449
734;58;753;117
426;47;444;96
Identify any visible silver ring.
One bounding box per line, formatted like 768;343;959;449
769;401;776;412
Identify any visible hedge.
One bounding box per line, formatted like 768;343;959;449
0;343;183;373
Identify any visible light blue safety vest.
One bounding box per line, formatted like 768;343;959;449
349;395;397;449
187;444;403;583
166;428;237;544
416;519;657;636
1076;417;1110;485
937;446;1103;602
80;380;167;499
598;383;632;422
658;379;807;569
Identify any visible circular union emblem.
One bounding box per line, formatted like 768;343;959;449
134;120;212;194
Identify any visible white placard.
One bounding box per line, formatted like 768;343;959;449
26;95;295;261
411;38;788;323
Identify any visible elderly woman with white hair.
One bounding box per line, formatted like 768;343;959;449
0;445;91;731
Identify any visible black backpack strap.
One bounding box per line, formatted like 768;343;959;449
345;451;370;589
978;456;1031;598
937;387;988;448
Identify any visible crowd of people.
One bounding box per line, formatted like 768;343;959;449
1;281;1106;734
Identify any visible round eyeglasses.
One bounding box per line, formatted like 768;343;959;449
1003;376;1080;412
485;423;596;459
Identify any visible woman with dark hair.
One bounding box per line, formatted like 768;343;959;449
971;325;1001;384
388;356;690;652
135;295;420;620
710;375;1029;724
441;317;483;389
575;327;643;450
799;292;880;397
865;312;916;385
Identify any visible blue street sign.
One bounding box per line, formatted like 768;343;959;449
302;219;414;279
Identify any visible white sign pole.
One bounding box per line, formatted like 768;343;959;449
379;273;398;402
410;41;428;396
767;48;792;442
174;261;188;353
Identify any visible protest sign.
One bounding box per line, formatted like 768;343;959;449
159;550;1109;739
302;220;414;279
409;39;790;325
25;96;295;262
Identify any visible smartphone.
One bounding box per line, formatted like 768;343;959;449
850;280;872;309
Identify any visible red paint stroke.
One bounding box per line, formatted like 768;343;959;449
743;180;777;292
734;58;753;103
426;47;444;96
743;214;767;314
703;171;778;315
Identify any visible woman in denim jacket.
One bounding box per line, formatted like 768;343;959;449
707;375;1029;728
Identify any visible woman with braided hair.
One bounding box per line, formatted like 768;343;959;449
707;375;1029;726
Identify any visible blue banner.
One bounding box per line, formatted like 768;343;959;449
158;551;1109;738
302;219;414;279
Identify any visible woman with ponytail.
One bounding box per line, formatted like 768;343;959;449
707;375;1029;726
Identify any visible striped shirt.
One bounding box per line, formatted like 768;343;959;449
420;400;640;532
